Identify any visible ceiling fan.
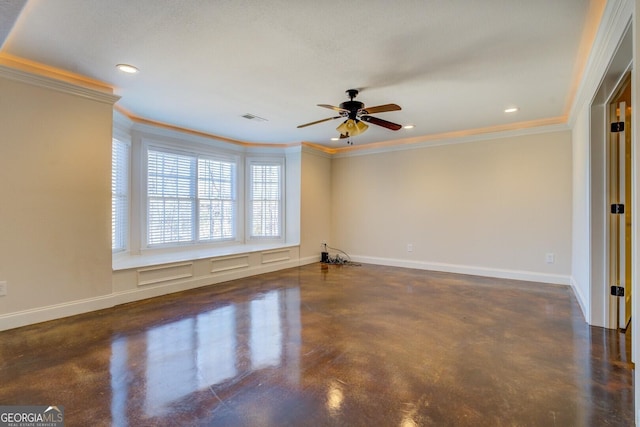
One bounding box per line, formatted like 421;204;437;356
297;89;402;140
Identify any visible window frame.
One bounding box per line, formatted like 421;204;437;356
197;155;238;243
246;157;285;242
112;137;130;253
142;141;242;250
111;128;291;259
146;148;197;246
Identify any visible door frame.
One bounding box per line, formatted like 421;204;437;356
608;74;633;330
589;22;633;330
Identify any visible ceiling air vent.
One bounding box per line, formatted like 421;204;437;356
241;113;268;122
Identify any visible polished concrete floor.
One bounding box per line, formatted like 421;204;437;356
0;263;634;426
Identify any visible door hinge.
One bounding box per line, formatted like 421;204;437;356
611;122;625;132
611;286;625;297
611;204;625;214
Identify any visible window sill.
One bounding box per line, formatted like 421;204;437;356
113;243;297;271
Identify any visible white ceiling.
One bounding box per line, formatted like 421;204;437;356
1;0;600;148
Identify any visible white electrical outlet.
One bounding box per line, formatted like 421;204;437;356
545;253;555;264
407;243;413;252
0;281;7;296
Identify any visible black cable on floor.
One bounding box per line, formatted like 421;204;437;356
322;244;361;266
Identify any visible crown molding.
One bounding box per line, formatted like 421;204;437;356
301;142;337;156
562;0;607;119
0;53;119;104
116;104;296;150
0;64;120;104
332;120;570;158
301;143;334;158
567;0;633;126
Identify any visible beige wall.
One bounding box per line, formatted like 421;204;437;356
331;131;572;282
0;70;574;331
0;69;573;329
0;75;115;316
0;73;305;330
299;148;332;261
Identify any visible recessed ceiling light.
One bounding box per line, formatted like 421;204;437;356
116;64;139;74
504;107;519;113
403;124;415;129
330;137;340;141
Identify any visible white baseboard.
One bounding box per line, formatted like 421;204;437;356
0;257;304;332
0;293;115;332
352;255;571;286
569;276;589;323
298;255;322;266
0;253;571;332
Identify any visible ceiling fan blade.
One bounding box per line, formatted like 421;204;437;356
318;104;348;113
297;116;341;128
360;115;402;131
361;103;401;114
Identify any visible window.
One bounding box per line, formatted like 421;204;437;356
111;130;290;256
249;161;283;239
198;157;236;241
147;150;195;245
112;138;130;252
146;148;236;246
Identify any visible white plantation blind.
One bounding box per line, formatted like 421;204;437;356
147;150;195;245
249;162;282;238
112;139;129;252
147;148;237;246
198;157;236;240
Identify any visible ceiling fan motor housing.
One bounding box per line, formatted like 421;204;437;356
339;100;364;119
346;88;359;98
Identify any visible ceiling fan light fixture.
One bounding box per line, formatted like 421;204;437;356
354;120;368;135
336;119;368;137
403;124;415;129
